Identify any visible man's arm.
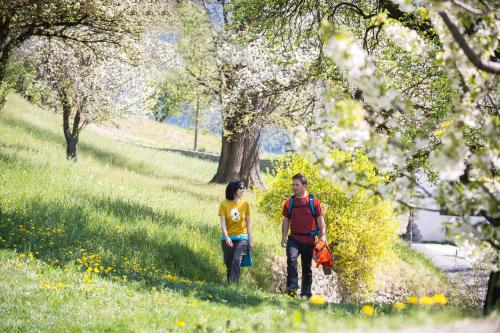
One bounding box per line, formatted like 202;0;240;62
317;215;326;243
281;216;290;247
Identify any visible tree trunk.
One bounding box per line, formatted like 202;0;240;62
222;130;246;180
484;271;500;315
211;129;246;183
66;136;78;160
239;122;263;187
61;91;81;161
194;93;200;151
210;121;263;188
211;130;232;183
0;47;12;110
0;46;11;87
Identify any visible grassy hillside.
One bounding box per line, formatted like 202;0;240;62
91;115;222;154
0;93;487;331
0;92;279;287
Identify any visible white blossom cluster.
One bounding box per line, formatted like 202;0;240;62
383;20;427;56
216;36;319;120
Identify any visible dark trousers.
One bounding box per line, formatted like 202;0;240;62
221;240;248;285
286;236;314;297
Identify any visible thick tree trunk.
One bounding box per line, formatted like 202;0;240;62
211;90;269;188
221;130;245;180
210;121;263;188
484;271;500;315
211;129;245;183
211;131;232;183
239;122;263;187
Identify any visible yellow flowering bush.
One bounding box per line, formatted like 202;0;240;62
257;152;399;298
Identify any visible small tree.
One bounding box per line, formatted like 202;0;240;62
28;39;117;159
257;153;399;299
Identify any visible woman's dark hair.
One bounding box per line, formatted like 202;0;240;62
292;173;307;186
226;179;245;200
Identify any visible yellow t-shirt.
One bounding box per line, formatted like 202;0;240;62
218;200;250;236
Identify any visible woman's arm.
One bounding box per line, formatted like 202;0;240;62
220;216;233;247
246;215;254;251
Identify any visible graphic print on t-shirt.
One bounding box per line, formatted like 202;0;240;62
231;208;241;222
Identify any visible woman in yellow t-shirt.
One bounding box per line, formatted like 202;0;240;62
218;179;254;285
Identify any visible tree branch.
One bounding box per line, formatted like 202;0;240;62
439;11;500;74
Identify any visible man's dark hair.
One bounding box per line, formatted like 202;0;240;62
226;179;245;200
292;173;307;186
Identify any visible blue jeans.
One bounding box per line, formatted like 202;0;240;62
286;236;314;297
221;240;248;285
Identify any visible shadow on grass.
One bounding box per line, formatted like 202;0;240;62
161;183;221;203
1;116;165;179
2;116;221;194
0;191;286;308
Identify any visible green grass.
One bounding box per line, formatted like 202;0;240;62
93;113;222;154
0;92;487;331
0;250;483;332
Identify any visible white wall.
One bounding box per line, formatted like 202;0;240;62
413;210;447;242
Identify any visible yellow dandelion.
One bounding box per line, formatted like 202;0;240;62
361;304;374;316
292;310;302;326
419;296;434;305
393;302;406;311
432;294;448;305
406;296;418;304
176;320;185;328
309;295;326;305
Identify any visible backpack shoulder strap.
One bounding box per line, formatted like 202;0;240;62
308;194;317;217
287;195;295;218
309;194;320;237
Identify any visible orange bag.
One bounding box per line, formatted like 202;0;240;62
313;240;334;271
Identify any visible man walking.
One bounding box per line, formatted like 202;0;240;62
281;174;326;299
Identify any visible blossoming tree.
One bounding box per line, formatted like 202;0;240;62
190;1;327;187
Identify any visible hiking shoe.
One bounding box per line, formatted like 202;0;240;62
286;289;298;298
